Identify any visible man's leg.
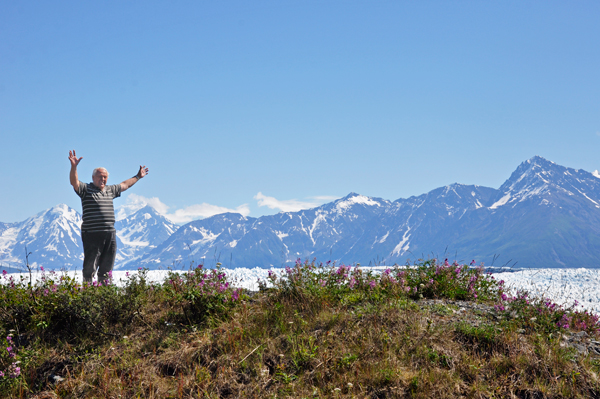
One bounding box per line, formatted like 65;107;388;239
97;231;117;284
82;231;102;283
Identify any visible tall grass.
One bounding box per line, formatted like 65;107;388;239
1;259;599;398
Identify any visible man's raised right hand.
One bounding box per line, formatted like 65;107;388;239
69;150;83;168
69;150;82;191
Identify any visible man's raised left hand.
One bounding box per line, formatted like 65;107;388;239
137;165;149;179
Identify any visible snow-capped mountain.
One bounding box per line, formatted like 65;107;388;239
133;186;501;269
133;194;396;269
0;204;83;271
440;156;600;268
0;204;178;272
137;212;253;268
114;205;179;268
491;156;600;209
135;156;600;269
2;156;600;271
372;183;499;263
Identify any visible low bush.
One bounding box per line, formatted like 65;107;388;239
262;257;502;306
0;259;599;398
0;269;146;343
494;288;600;337
162;263;244;325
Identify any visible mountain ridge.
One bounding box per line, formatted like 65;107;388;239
2;156;600;271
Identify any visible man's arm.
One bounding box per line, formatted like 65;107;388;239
121;165;149;192
68;150;83;191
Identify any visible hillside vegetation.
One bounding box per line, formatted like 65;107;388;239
1;259;600;398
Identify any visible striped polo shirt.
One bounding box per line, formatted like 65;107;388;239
75;182;122;232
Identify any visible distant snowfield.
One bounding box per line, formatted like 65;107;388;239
492;268;600;314
3;267;599;314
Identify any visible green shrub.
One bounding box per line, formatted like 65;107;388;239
162;264;244;325
262;258;502;306
494;289;600;337
0;269;146;343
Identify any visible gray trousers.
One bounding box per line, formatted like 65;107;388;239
82;230;117;283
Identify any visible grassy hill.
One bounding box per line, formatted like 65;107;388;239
1;260;599;398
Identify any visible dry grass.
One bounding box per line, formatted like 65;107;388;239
15;295;597;398
2;261;600;398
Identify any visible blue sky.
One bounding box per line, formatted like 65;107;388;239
1;1;599;223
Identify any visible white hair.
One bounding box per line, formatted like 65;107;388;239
92;167;109;178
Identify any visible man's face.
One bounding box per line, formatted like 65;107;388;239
92;169;109;191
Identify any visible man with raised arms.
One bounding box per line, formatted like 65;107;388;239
68;150;149;283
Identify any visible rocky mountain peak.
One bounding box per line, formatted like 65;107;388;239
332;193;387;212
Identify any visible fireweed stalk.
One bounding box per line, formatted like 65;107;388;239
0;334;21;388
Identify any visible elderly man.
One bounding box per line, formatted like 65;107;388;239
69;150;149;283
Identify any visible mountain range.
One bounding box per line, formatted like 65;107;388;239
2;156;600;272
